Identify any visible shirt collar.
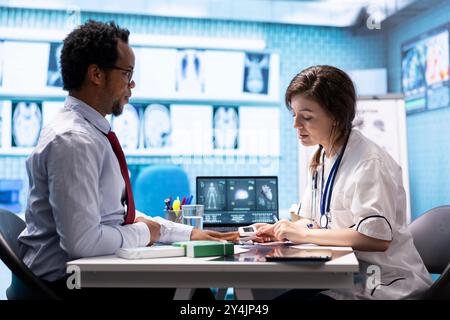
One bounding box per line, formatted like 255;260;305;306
64;95;111;134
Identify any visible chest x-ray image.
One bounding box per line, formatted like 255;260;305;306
111;103;140;149
175;49;205;94
213;106;239;150
243;53;270;94
143;103;171;148
12;101;42;147
47;42;63;87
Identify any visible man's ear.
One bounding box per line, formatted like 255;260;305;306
86;64;103;86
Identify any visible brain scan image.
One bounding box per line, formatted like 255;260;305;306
243;53;270;94
213;106;239;150
143;104;171;148
12;101;42;147
235;189;249;200
175;49;205;94
111;103;140;149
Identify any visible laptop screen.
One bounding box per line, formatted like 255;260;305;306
196;176;279;226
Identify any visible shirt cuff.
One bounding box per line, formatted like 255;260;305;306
117;222;150;248
150;216;193;243
353;216;392;241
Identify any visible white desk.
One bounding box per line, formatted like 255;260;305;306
67;245;359;300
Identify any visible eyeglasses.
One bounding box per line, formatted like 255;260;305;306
109;65;134;84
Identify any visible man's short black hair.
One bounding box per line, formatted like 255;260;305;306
60;20;130;91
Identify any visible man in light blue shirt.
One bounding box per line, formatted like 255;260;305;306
18;20;236;299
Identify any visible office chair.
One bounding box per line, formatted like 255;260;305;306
134;165;190;218
0;209;59;300
408;205;450;299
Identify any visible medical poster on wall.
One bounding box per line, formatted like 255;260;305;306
135;48;177;98
171;104;213;155
111;103;141;150
212;106;239;150
239;106;280;156
2;41;48;94
46;42;63;88
142;103;172;149
243;52;270;95
11;101;42;148
175;49;205;94
354;100;404;164
42;101;64;126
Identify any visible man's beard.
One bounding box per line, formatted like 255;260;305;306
112;100;123;116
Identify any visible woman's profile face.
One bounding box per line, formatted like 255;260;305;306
290;94;335;148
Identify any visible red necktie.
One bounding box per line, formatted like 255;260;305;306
105;131;135;225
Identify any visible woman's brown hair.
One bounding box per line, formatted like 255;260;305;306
285;65;356;173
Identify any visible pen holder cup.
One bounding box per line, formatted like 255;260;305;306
165;210;183;224
290;211;300;222
181;204;204;230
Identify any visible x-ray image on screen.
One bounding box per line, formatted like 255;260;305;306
143;103;171;148
197;179;226;211
228;179;256;211
12;101;42;147
175;49;205;94
47;42;63;88
111;103;140;149
213;106;239;150
256;179;278;211
243;53;270;94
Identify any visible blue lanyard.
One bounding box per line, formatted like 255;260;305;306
319;133;350;216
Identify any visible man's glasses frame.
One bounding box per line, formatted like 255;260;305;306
108;65;134;84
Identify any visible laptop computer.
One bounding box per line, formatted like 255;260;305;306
196;176;279;232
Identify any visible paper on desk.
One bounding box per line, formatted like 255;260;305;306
234;246;251;254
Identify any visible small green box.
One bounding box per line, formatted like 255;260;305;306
173;240;234;258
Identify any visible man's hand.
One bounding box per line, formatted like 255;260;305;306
135;216;161;245
190;229;240;242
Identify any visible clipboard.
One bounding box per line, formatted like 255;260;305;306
265;247;332;262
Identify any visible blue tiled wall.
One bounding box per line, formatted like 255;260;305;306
386;3;450;219
0;7;386;217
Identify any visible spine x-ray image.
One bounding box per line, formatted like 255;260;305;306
143;103;172;148
47;42;63;88
111;103;141;149
12;101;42;147
243;52;270;94
175;49;205;94
213;106;239;150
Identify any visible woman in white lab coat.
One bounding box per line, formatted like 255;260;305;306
256;65;432;300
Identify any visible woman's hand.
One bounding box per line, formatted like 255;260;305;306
256;219;308;243
272;219;307;242
254;223;279;242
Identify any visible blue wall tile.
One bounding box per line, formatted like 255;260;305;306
386;3;450;219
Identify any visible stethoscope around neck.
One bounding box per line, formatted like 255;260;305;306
313;131;351;229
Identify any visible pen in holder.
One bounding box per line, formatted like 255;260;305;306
165;209;183;224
